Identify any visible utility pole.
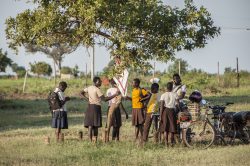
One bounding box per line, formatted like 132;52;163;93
178;60;181;76
91;45;95;81
153;61;155;78
53;61;56;87
236;57;240;88
217;61;220;84
85;63;88;87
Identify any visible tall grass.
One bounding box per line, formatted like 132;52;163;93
0;96;250;165
0;75;250;165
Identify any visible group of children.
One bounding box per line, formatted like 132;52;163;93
50;73;186;146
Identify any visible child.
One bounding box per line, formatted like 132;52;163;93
142;83;160;143
50;81;70;142
159;82;178;146
126;78;149;141
80;76;119;143
106;79;128;142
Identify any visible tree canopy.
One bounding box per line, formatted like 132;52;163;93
30;61;52;76
5;0;220;74
11;63;26;77
61;66;72;75
25;43;76;74
0;49;12;72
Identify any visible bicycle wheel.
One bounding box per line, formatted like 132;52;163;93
219;119;236;145
183;120;215;149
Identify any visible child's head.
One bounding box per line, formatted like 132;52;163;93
59;81;67;92
133;78;140;88
173;73;181;85
93;76;102;87
151;83;159;93
166;81;173;92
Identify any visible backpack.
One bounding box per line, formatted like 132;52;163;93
48;91;62;110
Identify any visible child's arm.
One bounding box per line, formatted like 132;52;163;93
120;102;129;119
140;93;151;102
80;90;89;101
125;96;132;101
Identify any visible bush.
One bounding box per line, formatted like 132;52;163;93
61;66;72;74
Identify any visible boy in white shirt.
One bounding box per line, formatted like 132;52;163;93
159;82;178;146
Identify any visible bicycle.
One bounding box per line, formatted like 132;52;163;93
181;102;215;149
181;101;249;149
208;102;236;145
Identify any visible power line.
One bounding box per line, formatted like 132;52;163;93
221;27;250;31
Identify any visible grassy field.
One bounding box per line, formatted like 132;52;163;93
0;77;250;165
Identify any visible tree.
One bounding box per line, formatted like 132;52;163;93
102;60;115;77
0;49;12;72
5;0;220;74
168;58;189;75
224;67;236;73
60;66;72;75
30;61;52;77
11;63;26;77
72;65;79;78
25;43;76;76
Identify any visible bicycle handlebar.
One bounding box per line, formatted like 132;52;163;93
226;102;234;106
207;102;234;115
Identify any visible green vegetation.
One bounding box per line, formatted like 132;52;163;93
5;0;220;73
0;48;12;72
30;61;53;77
1;69;250;166
0;94;250;165
11;63;26;78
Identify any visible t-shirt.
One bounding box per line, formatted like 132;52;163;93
132;88;148;109
173;84;186;100
84;85;103;105
160;91;178;109
147;93;160;113
106;87;121;106
54;87;66;111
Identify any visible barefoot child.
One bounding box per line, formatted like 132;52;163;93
126;78;149;141
106;79;128;142
142;83;160;143
159;82;178;146
49;81;70;142
80;76;120;143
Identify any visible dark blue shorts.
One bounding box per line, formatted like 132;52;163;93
51;111;68;129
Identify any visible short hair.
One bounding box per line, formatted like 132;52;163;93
166;82;173;91
133;78;140;85
59;81;67;88
151;83;159;90
173;73;180;79
93;76;101;83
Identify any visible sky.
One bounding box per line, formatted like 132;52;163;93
0;0;250;75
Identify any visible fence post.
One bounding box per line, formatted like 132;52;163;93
217;61;220;85
23;70;28;93
236;57;240;88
